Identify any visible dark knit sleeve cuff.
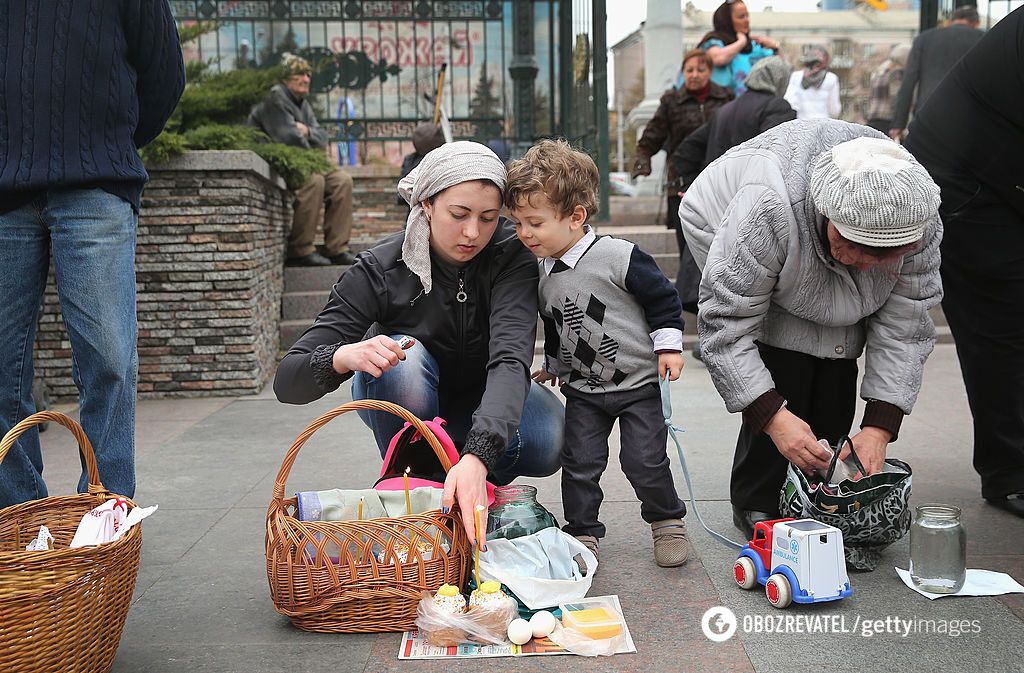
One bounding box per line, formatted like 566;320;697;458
460;429;505;473
310;343;347;392
861;400;904;442
742;389;787;435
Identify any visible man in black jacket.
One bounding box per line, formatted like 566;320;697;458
904;6;1024;518
0;0;185;508
889;5;983;141
249;54;356;267
672;56;795;191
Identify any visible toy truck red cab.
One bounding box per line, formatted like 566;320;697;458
734;518;852;608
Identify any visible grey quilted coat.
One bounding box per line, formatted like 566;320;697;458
677;119;942;415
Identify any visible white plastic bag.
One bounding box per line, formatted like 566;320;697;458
414;591;518;646
477;527;597;610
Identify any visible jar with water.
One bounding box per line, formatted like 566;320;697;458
485;485;556;541
909;504;966;594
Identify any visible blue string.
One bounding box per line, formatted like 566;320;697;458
660;377;744;550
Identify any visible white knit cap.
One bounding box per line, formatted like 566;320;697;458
809;137;940;247
397;141;506;294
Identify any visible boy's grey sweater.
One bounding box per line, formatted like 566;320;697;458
539;236;684;394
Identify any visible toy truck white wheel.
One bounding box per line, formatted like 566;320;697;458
734;557;757;590
766;573;792;609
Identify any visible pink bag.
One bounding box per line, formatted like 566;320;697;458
374;417;496;507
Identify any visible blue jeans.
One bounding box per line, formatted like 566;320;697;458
351;337;564;485
0;189;138;508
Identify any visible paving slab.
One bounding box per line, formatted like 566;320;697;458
26;343;1022;673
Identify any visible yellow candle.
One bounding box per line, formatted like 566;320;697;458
357;497;363;521
474;504;485;589
404;467;412;516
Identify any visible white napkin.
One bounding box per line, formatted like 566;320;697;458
895;567;1024;599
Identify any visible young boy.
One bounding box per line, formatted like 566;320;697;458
506;139;690;569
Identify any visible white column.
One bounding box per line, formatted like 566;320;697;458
627;0;685;197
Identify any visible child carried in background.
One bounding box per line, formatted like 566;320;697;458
505;139;691;570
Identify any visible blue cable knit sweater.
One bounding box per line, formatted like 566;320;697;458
0;0;185;214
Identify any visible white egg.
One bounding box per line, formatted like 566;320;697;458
507;618;533;645
529;610;558;638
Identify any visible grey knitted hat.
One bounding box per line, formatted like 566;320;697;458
809;137;940;247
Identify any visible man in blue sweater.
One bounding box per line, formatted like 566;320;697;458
0;0;185;507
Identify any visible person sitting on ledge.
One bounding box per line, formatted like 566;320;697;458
248;53;355;267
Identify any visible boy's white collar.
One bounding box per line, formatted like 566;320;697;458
542;225;595;276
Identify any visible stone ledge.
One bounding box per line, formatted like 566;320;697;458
150;150;286;190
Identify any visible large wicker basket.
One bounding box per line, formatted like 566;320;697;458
0;411;142;673
266;400;469;633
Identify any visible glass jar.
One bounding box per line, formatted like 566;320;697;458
486;485;557;541
909;504;967;594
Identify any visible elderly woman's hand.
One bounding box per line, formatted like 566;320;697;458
843;427;891;477
441;454;490;548
764;407;833;474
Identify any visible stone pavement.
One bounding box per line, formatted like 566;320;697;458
36;344;1024;672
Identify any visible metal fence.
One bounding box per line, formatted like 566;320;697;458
172;0;609;169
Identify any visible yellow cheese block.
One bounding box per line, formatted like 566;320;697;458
561;607;623;640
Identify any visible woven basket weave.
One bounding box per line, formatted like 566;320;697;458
266;400;469;633
0;411;142;673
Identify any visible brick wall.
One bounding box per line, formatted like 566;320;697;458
33;151;291;401
341;164;407;251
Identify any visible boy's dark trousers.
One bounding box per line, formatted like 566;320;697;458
731;343;858;514
561;382;686;539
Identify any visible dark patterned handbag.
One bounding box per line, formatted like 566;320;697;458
780;436;912;571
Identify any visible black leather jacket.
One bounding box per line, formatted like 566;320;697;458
273;219;539;470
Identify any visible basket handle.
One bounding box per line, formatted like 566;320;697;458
0;411;106;493
271;400;454;503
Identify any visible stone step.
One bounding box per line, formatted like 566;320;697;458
597;225;677;254
282;290;332;321
283;264;349;293
280;320;310;349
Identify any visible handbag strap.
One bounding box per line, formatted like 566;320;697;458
824;435;866;483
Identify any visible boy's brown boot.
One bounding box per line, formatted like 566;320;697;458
651;519;690;567
573;535;600;576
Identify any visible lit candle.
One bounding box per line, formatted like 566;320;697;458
357;497;363;521
474;504;485;589
404;467;412;516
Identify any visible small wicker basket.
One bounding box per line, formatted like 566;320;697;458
0;411;142;673
265;400;469;633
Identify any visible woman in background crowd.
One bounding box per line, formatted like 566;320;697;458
785;45;841;120
632;49;732;319
865;44;910;134
699;0;779;96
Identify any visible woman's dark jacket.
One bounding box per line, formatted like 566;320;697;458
672;91;796;189
634;84;733;187
274;219;539;471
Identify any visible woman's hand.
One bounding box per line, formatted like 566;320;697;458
764;407;833;474
441;454;490;548
750;34;777;50
658;352;685;381
843;427;891;477
631;156;652;178
332;335;406;377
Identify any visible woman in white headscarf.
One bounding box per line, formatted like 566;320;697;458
275;141;564;541
784;45;842;120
